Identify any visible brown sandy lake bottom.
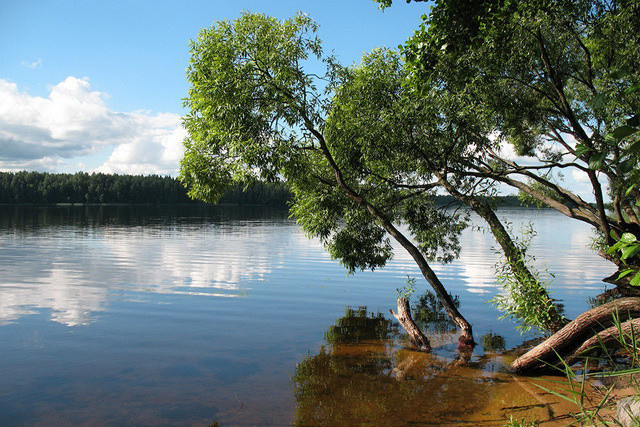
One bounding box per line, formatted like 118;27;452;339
0;205;618;425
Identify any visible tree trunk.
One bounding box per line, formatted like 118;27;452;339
437;175;567;333
390;297;431;352
510;297;640;374
308;124;474;348
470;198;567;332
561;318;640;366
367;203;474;346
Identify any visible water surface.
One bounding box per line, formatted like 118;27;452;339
0;205;615;425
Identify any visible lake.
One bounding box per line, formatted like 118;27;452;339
0;205;615;425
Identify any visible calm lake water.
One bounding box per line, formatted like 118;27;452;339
0;205;615;426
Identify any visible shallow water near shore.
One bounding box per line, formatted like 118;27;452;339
0;205;615;425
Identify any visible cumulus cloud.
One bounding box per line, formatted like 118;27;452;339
96;113;187;175
0;77;184;175
496;139;532;164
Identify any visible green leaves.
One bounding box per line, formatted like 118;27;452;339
181;12;475;277
588;151;607;170
628;141;640;156
622;244;640;260
490;223;565;333
626;82;640;96
181;12;330;201
627;115;640;128
405;198;468;264
604;123;638;149
620;233;637;245
610;125;638;140
617;268;635;280
593;91;608;110
396;276;417;299
619;157;636;175
607;231;640;286
574;143;590;158
602;115;640;200
401;0;640;228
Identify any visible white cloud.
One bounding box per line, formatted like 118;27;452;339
496;139;536;165
0;77;184;175
21;58;43;69
96;113;187;175
572;168;590;183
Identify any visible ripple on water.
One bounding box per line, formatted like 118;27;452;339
0;206;617;425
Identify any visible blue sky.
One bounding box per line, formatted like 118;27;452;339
0;0;597;200
0;0;428;175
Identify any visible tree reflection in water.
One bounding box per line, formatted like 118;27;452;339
292;301;513;426
481;332;507;353
324;306;399;345
412;291;460;334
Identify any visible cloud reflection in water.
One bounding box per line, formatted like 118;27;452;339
0;207;614;327
0;222;291;326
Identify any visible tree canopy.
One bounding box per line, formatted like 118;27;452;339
180;2;640;355
400;0;640;283
180;12;474;344
367;0;640;372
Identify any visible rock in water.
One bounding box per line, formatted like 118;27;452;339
617;397;640;427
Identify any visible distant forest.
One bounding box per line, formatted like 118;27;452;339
0;171;292;206
0;171;531;207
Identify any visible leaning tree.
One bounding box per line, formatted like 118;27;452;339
181;4;640;370
327;47;566;335
392;0;640;287
179;12;475;347
378;0;640;371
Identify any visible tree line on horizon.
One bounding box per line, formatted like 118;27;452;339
0;171;293;206
0;171;530;208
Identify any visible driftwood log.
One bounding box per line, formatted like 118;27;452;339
510;297;640;374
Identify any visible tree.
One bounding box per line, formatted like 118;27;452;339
326;45;566;334
179;12;474;346
378;0;640;371
401;0;640;285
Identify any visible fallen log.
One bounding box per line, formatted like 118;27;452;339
561;318;640;366
510;297;640;374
